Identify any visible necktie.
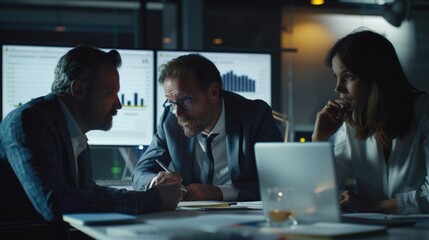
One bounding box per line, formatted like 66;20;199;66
201;133;218;185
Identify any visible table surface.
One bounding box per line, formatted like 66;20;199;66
66;209;429;240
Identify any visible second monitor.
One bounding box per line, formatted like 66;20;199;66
155;51;272;123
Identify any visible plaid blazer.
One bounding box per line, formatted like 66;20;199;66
0;94;161;222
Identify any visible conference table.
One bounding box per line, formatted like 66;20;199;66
66;208;429;240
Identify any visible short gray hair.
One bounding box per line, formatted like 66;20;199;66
158;53;223;91
51;44;121;95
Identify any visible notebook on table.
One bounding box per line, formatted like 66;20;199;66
63;213;140;226
254;142;390;236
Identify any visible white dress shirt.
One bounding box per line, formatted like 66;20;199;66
58;98;88;180
334;94;429;214
195;99;239;201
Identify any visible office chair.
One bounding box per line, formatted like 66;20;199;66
272;110;290;143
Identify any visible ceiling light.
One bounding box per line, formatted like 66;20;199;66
311;0;324;5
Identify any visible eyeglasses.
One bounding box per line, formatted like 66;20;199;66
163;96;193;114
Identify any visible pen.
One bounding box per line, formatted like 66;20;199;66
155;159;188;193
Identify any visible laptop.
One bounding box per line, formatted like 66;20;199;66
254;142;415;227
255;142;340;224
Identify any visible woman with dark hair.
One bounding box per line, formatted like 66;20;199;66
312;29;429;214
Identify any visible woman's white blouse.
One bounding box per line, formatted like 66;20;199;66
334;94;429;214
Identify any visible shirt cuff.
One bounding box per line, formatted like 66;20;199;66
217;184;239;201
148;177;156;189
395;191;420;214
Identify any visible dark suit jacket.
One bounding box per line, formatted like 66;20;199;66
132;91;284;201
0;94;162;222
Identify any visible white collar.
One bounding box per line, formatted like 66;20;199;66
58;98;88;158
203;98;225;136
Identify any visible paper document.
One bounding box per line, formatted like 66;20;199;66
236;201;263;209
343;213;429;220
178;201;236;207
177;201;248;210
342;213;429;226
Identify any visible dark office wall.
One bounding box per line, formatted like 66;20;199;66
0;4;140;48
203;4;281;50
202;3;283;111
409;12;429;93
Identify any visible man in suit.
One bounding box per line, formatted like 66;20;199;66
0;44;182;223
132;54;283;201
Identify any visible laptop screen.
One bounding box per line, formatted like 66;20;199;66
254;142;341;224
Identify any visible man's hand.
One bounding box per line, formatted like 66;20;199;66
183;184;223;201
153;182;183;211
151;171;183;187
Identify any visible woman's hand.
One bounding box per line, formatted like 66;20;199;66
312;100;350;142
340;190;397;214
340;190;372;212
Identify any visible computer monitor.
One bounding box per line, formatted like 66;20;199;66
2;44;155;146
155;50;272;122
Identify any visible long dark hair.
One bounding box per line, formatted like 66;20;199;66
325;29;422;145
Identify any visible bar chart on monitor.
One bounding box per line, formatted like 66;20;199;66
2;45;156;146
86;50;155;146
210;52;271;103
155;51;272;122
